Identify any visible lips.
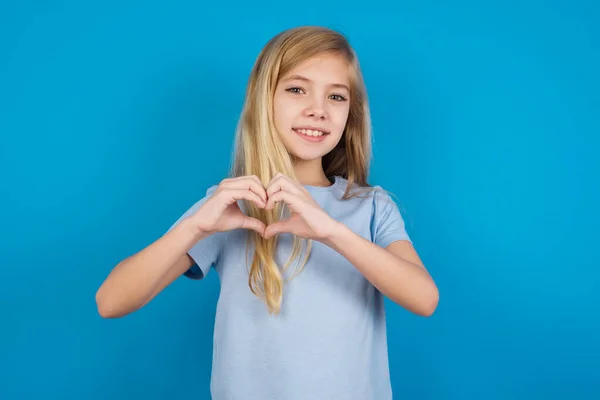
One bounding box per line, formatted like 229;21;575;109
292;128;329;142
293;127;330;137
293;126;330;134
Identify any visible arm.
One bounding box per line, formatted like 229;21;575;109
96;176;270;319
95;217;206;319
323;223;439;317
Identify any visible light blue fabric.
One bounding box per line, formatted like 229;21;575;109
169;176;411;400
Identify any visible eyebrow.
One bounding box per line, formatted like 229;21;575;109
282;74;350;92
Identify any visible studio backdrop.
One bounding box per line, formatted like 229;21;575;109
1;1;598;399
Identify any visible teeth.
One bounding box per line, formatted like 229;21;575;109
296;128;324;137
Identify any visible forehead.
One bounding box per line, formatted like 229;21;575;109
282;53;351;87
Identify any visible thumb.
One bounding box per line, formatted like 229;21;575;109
240;216;266;236
263;220;291;239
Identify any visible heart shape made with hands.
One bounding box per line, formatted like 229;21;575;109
242;173;336;241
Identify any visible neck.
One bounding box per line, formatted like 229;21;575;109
292;157;332;187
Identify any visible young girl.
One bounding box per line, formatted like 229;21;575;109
96;26;438;400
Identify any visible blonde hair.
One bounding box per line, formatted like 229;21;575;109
229;26;376;313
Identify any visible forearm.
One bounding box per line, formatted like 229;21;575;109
323;223;438;316
96;217;206;317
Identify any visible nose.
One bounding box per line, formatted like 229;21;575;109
303;97;326;120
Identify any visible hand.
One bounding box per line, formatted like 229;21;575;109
191;175;268;236
263;173;339;242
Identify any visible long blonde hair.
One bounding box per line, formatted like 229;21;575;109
229;26;374;313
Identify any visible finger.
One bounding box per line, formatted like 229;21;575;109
263;220;291;239
244;180;268;204
240;216;266;235
239;174;264;190
223;178;267;203
266;174;302;198
267;172;292;187
265;191;304;213
221;188;266;208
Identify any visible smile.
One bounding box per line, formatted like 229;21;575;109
292;128;329;142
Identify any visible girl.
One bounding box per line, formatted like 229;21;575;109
96;25;439;400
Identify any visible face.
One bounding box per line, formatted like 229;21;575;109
273;52;351;163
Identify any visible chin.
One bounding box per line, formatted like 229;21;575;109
288;150;325;162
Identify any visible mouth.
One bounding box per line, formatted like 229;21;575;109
292;127;330;142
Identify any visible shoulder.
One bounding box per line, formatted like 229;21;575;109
356;182;406;225
336;176;395;205
362;184;412;245
334;177;406;223
371;185;398;208
204;183;220;196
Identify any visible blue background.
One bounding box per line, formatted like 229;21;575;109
1;1;598;399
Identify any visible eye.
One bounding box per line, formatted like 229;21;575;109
329;93;348;102
286;87;305;94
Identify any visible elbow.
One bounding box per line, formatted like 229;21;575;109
419;285;439;317
97;303;119;319
392;285;439;317
96;286;125;319
96;293;116;319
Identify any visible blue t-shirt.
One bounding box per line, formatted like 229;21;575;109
169;175;411;400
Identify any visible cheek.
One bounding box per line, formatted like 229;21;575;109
332;105;351;131
273;96;294;129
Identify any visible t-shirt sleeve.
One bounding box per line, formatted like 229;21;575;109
167;185;222;280
370;187;412;248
